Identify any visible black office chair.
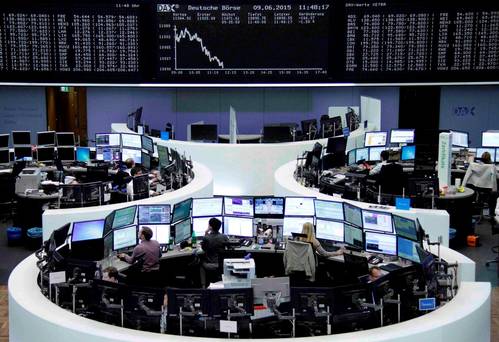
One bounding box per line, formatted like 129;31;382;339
377;162;405;196
0;172;16;220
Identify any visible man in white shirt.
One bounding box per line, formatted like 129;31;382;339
369;150;390;176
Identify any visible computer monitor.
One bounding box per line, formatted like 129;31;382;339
141;135;154;153
122;148;142;164
254;196;285;218
209;288;254;317
157;145;169;167
37;131;56;146
191;124;218;142
343;223;364;248
390;129;415;144
314;199;344;220
0;149;10;164
262;126;292;143
192;197;223;217
476;147;496;162
50;223;71;250
397;237;421;263
283;216;313;237
71;219;105;242
57;147;75;162
76;147;90;163
347;149;356;165
291;287;334;317
139;224;170;245
224;216;253;237
172;198;192;223
401;145;416;161
36;146;55;162
343;202;363;228
12;131;31;145
56;132;75;146
14;146;32;160
361;210;393;233
355;147;369;162
167;288;209;316
111;205;137;229
121;134;142;149
364;231;397;256
284;197;315;216
224;196;254;217
450;130;468;148
364;131;387;147
368;147;385;162
0;134;9;148
138;205;171;224
174;218;191;244
95;133;121;147
315;219;344;243
482;131;499;147
132;174;149;200
192;216;222;237
141;152;151;170
326;136;347;154
96;147;121;162
392;214;418;241
251;276;290;305
112;225;138;251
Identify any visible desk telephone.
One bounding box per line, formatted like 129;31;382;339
367;255;383;265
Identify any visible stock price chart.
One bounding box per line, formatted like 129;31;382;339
155;2;331;82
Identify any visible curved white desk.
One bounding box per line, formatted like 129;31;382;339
42;161;213;241
112;123;328;196
9;254;489;342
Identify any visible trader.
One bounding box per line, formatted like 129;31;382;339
369;150;390;176
301;222;345;257
118;226;161;286
124;158;135;175
199;217;228;288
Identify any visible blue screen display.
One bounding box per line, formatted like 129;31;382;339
76;147;90;162
401;145;416;161
161;131;170;140
72;219;105;242
397;236;421;263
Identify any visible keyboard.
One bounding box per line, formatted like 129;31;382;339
323;245;340;252
380;263;403;272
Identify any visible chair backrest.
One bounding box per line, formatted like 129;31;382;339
463;162;497;190
284;240;315;278
378;162;405;195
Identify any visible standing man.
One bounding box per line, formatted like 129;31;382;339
199;218;228;288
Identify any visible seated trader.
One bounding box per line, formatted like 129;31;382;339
102;266;119;283
369;150;390;176
118;226;161;286
463;151;498;226
199;218;229;288
301;222;345;257
368;266;383;282
124;158;135;175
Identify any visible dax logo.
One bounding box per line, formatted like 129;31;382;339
157;4;178;12
453;106;476;117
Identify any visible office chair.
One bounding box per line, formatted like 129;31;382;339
283;240;316;284
462;162;497;224
0;172;16;220
377;162;405;196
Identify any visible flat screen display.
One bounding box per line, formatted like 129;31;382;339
482;132;499;147
36;147;55;162
174;219;191;244
113;225;137;251
364;132;387;147
140;224;170;244
362;210;393;233
96;147;121;162
355;147;368;162
56;132;75;146
368;147;385;162
141;135;154;153
343;203;363;228
401;145;416;161
390;129;415;144
12;131;31;145
315;219;344;243
192;216;222;237
254;197;285;217
122;133;142;149
347;149;356;165
344;223;364;248
112;206;137;229
392;214;418;241
76;147;91;162
224;197;254;217
14;146;32;160
138;205;171;224
37;131;56;146
451;131;468;148
57;147;75;161
141;152;151;169
283;216;313;237
314;199;344;220
71;219;105;242
284;197;315;216
364;231;397;256
122;148;142;164
157;145;169;167
172;198;192;223
0;150;10;164
224;216;253;237
397;236;421;263
0;134;9;148
96;133;120;147
476;148;496;162
192;197;224;217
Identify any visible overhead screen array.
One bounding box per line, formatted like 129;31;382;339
1;0;498;84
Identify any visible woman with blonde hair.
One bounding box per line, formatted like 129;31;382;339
301;222;345;257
